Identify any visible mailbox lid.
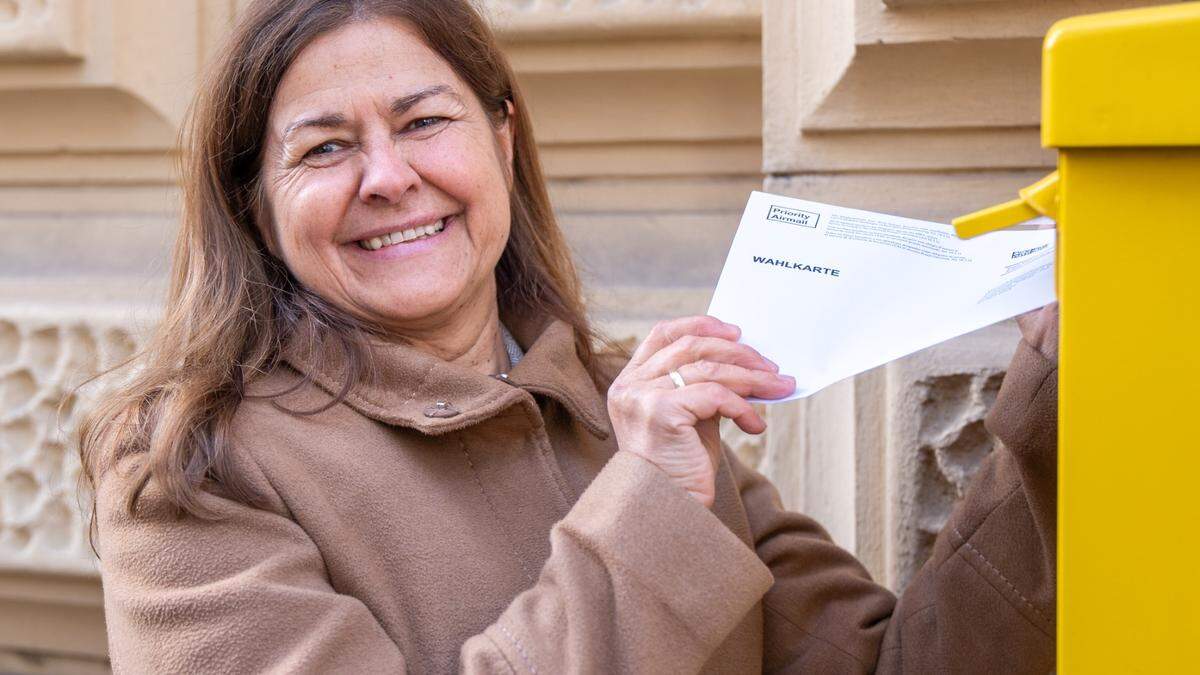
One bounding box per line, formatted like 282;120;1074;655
1042;3;1200;149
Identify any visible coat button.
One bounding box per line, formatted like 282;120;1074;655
423;400;460;418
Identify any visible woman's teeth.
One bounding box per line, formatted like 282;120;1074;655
357;218;446;251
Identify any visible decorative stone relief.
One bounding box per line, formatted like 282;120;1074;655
0;0;84;61
0;315;139;575
901;368;1004;586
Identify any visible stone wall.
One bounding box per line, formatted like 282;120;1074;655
745;0;1168;592
0;0;1167;670
0;306;144;674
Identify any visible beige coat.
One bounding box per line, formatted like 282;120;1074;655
97;313;1057;673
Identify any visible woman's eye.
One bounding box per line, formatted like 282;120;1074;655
305;141;342;158
407;117;447;131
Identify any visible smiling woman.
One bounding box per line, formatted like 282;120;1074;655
261;19;517;354
79;1;1058;673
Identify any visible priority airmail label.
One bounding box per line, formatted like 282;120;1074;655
766;204;820;228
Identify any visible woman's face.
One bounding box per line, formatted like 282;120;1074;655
260;18;513;334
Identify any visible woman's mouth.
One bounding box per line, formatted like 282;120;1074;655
356;217;448;251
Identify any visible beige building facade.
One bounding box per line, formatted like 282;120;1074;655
0;0;1168;671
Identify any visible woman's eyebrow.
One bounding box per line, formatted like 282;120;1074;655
282;113;347;141
390;84;455;115
281;85;457;142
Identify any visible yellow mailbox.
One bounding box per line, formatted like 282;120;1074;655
954;3;1200;672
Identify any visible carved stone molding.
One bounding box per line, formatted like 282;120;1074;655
492;0;763;183
884;0;1003;6
0;90;174;186
762;0;1164;173
485;0;760;39
0;308;142;576
0;0;215;187
0;0;83;62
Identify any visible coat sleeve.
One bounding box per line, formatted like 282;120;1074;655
98;447;775;673
464;449;775;673
733;338;1057;673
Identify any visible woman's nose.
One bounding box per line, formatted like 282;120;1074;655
357;142;420;204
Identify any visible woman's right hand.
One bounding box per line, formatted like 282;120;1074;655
606;315;796;508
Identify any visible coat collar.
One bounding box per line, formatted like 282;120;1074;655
280;313;612;440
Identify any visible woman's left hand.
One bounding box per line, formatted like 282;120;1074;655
1015;302;1059;364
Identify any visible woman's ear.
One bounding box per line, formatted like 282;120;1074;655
497;100;516;190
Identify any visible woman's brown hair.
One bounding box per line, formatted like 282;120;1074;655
79;0;612;525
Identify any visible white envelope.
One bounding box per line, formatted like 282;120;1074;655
706;191;1056;403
